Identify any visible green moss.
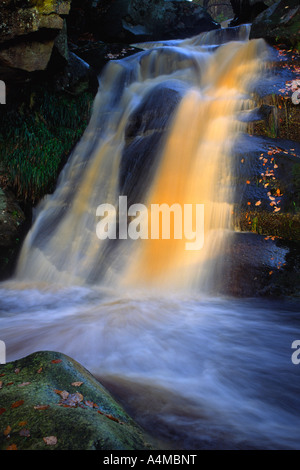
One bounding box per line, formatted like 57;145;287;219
0;86;93;204
237;210;300;241
0;351;152;450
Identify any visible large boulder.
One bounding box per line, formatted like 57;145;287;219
250;0;300;50
0;351;153;450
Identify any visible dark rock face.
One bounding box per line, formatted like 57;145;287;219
0;189;28;280
250;0;300;49
67;0;220;44
229;0;269;27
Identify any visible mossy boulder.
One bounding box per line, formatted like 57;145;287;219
0;351;153;450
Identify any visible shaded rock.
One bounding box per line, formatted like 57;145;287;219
121;79;187;206
250;0;300;50
68;0;220;44
229;0;269;27
53;51;98;95
223;232;300;297
0;351;153;450
0;188;28;280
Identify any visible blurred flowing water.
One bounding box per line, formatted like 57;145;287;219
1;26;300;449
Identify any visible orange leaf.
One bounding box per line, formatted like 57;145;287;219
4;425;11;436
34;404;50;410
11;400;24;409
6;444;18;450
18;421;27;427
51;359;62;364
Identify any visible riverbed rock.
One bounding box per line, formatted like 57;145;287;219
0;351;153;450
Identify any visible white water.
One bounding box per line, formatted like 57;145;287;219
1;27;300;449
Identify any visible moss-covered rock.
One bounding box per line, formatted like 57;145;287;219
0;351;153;450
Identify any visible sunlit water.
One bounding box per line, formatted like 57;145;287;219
1;26;300;449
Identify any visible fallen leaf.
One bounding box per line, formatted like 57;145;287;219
255;201;261;206
18;382;31;387
14;368;20;374
34;404;50;410
85;400;94;408
106;414;120;423
43;436;57;446
0;408;6;415
54;390;69;400
37;367;43;374
51;359;62;364
4;425;11;436
19;429;30;437
18;421;27;427
6;444;17;450
71;381;83;387
11;400;24;409
0;381;2;389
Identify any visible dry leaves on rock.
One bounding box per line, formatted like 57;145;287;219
43;436;57;446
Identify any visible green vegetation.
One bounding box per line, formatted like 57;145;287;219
0;87;93;204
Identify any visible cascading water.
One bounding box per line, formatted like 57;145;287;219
15;28;267;291
1;27;300;450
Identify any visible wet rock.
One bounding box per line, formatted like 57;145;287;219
0;188;27;280
0;351;153;450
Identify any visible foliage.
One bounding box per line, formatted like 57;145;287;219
0;87;93;204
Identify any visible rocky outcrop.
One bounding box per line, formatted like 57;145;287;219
250;0;300;50
67;0;220;44
0;351;153;450
229;0;270;27
0;0;72;78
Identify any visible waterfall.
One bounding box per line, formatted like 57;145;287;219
3;28;300;451
16;29;270;292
